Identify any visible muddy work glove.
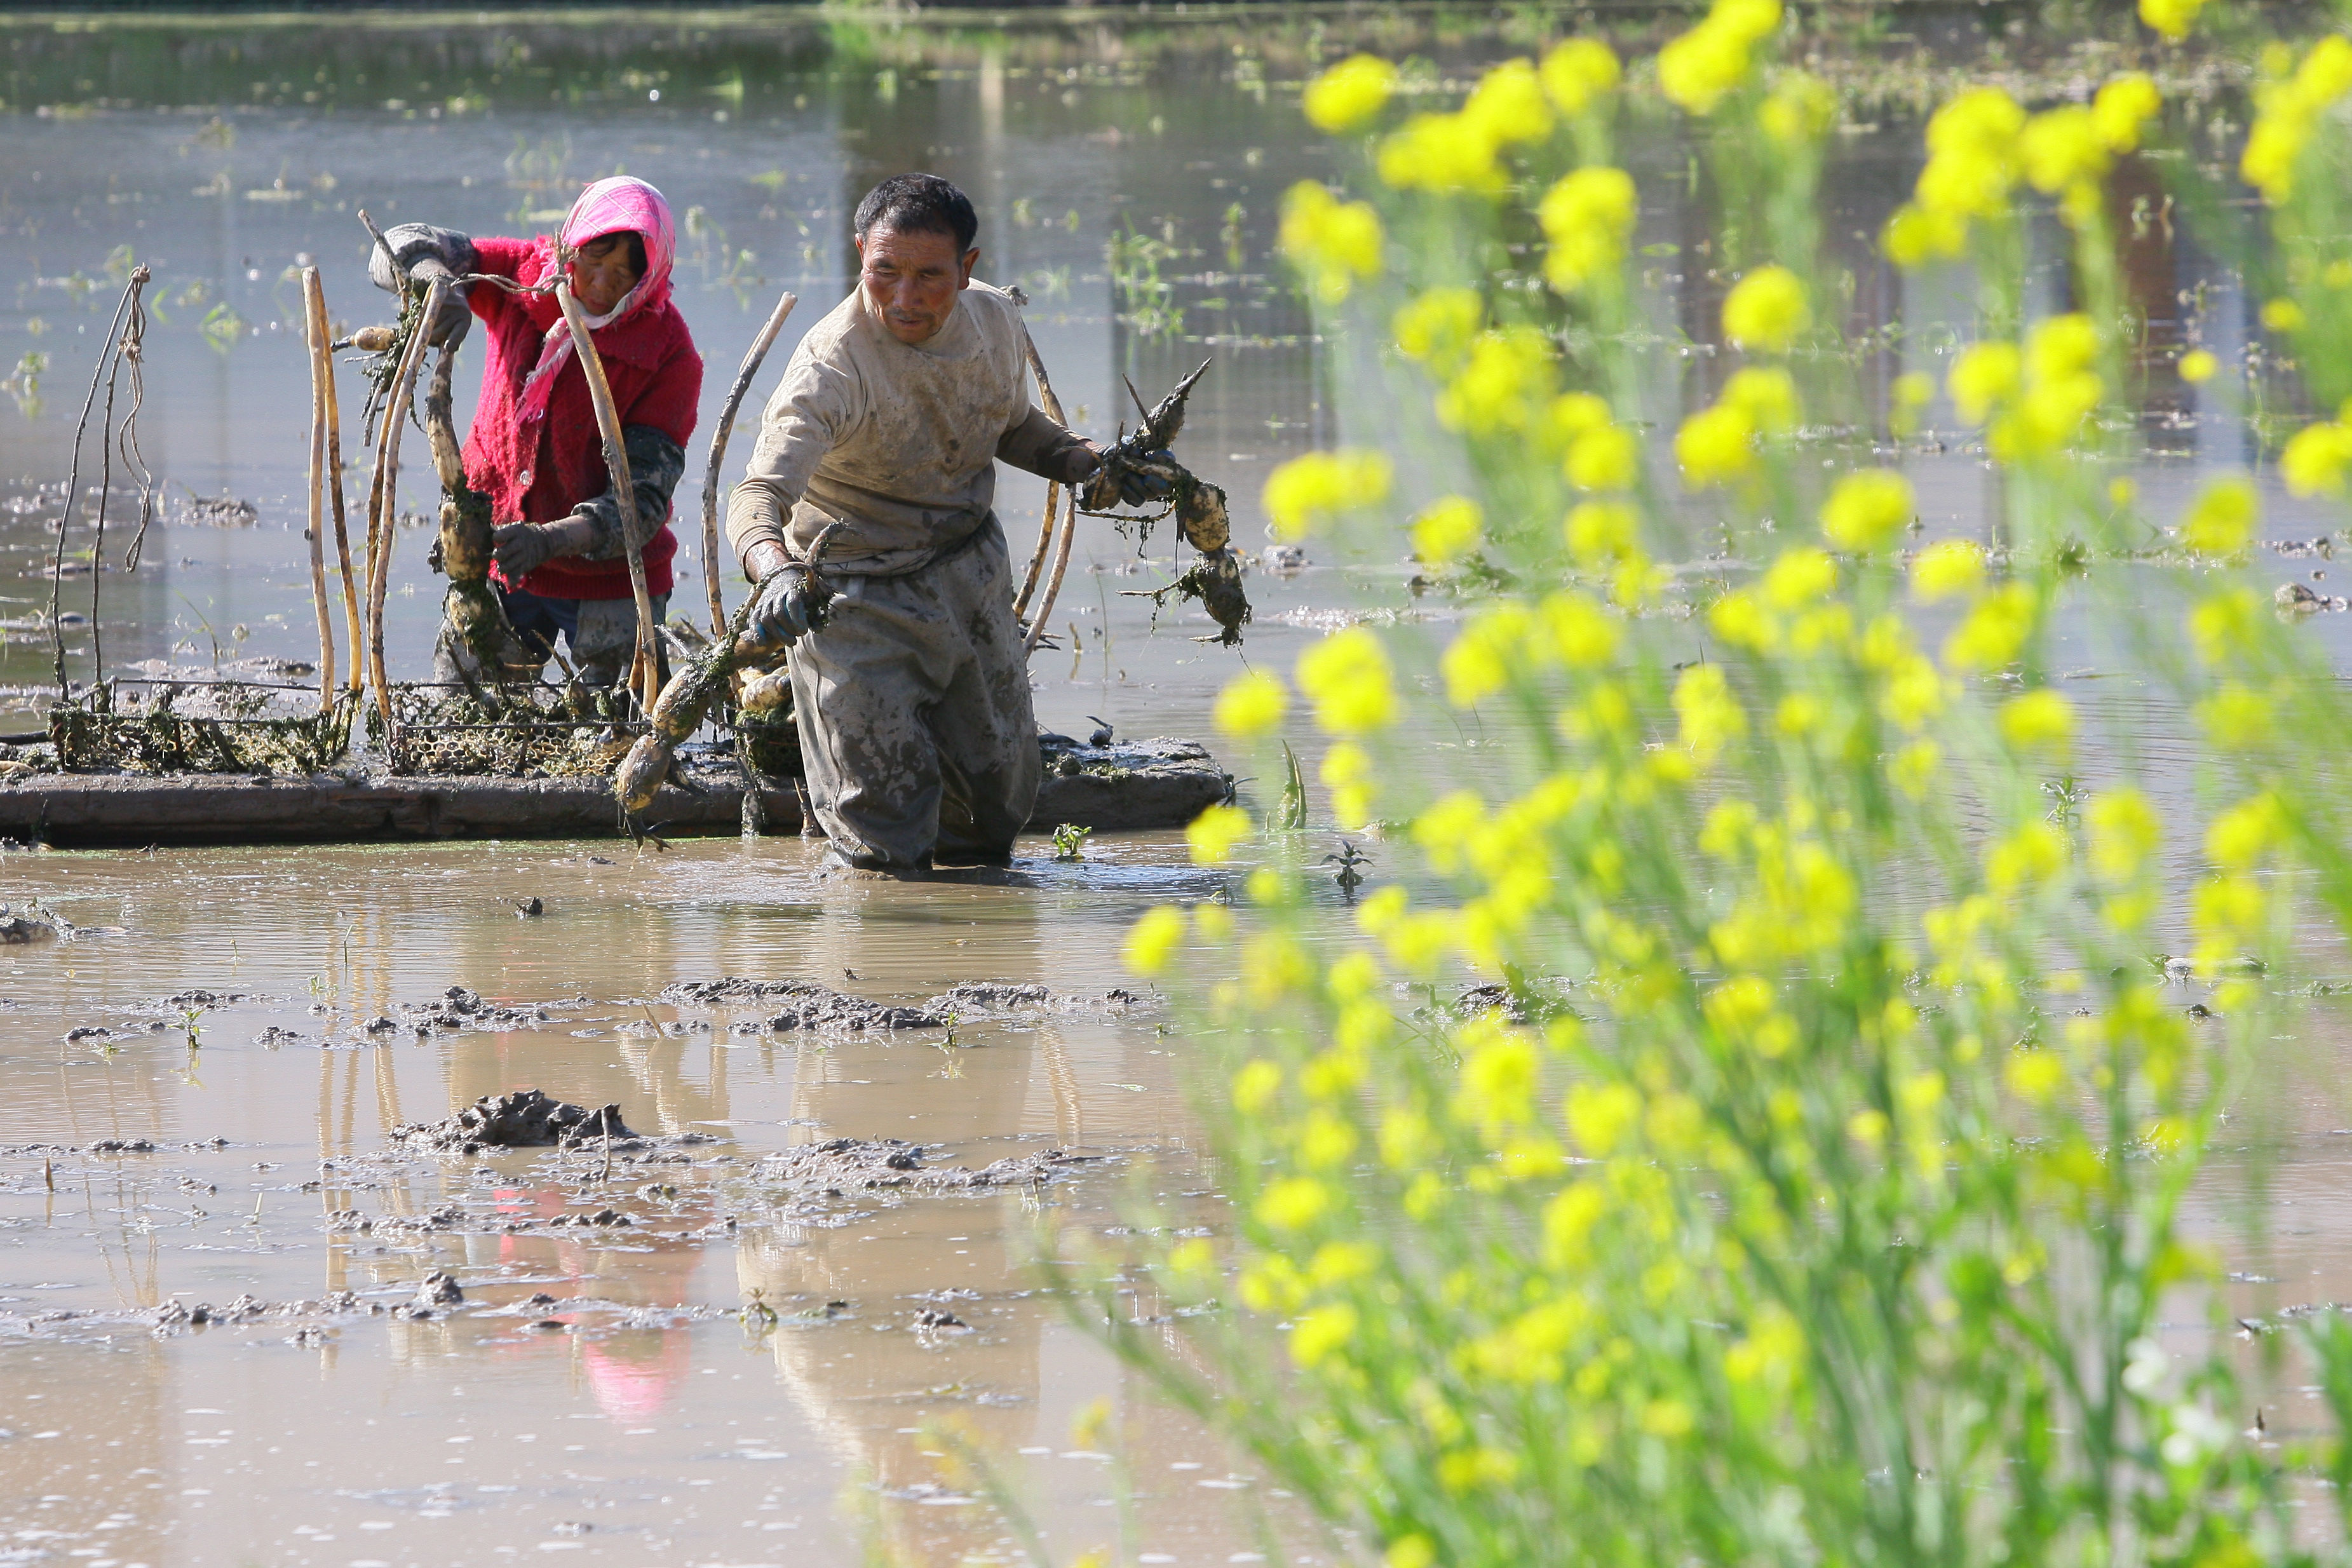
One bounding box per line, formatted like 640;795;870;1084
491;515;597;583
368;223;478;346
1083;447;1178;511
747;562;825;650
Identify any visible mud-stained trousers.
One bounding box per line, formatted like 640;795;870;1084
787;515;1040;869
432;588;668;690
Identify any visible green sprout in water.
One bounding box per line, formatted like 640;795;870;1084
1051;822;1093;861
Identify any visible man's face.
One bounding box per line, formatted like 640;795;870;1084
857;223;978;345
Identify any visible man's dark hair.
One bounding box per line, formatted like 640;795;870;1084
854;173;978;253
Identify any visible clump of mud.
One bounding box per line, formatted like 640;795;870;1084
396;986;561;1033
758;1137;1093;1194
663;977;943;1032
391;1088;639;1156
923;982;1151;1019
665;976;1151;1031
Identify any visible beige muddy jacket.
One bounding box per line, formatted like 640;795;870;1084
725;281;1087;577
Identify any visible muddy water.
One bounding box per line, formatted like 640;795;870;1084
0;834;1294;1565
7;6;2352;1564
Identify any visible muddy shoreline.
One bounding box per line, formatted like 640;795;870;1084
0;734;1230;846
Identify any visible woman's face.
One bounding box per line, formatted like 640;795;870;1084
569;232;642;314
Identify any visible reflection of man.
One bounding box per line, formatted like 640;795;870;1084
726;174;1161;874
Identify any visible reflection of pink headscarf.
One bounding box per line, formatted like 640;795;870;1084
514;175;679;435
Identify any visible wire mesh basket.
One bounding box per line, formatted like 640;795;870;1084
50;682;361;775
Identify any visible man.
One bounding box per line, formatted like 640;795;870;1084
726;174;1156;872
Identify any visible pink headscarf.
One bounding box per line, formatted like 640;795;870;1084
514;175;679;435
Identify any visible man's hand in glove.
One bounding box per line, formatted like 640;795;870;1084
491;515;596;583
1079;445;1177;511
747;562;825;650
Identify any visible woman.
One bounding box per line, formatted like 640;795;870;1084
368;175;704;687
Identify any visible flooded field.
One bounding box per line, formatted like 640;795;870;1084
10;3;2352;1564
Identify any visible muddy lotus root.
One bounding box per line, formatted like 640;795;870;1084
392;1088;639;1154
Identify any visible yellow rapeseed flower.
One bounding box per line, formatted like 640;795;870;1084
1911;539;1985;600
1288;1302;1359;1368
1461;58;1554;147
1262;449;1393;539
2282;422;2352;496
1564;499;1638;566
1566;423;1640;492
1278;180;1384;304
2019;105;2109;195
2180;475;2257;553
1949;341;2020;422
1541;590;1621;666
2093;73;2163;151
2087;786;2161;881
1377;111;1505;194
2207;792;2283;872
1297;626;1401;734
1412;494;1484;564
1232;1058;1281;1115
1819;468;1915;552
1760;71;1836;147
1762;545;1837;608
2179;348;2218;383
1538;166;1638;291
1658;0;1781;116
1676;403;1756;487
1436;327;1557;435
1673;662;1747;767
2139;0;2204;40
1123;905;1187;975
1999;689;2074;751
2262;297;2306;333
1539;37;1621;114
1721;264;1810;353
1883;204;1968;268
1392;287;1484;372
1943;581;2035;670
1302;53;1398;133
1256;1175;1332;1231
1186;802;1252;864
1215;670;1289;738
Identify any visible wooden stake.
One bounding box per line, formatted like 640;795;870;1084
301;268;337;712
367;278;445;734
701;290;797;637
555;280;660;717
1012;328;1070;624
304;271;362;693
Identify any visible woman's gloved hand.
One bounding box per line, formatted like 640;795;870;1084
491;515;596;581
368;224;479;346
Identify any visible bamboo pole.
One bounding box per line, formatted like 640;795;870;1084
300;267;337;712
555;279;661;717
1023;481;1080;657
1011;327;1069;622
365;276;445;732
701;290;797;637
304;270;362;693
